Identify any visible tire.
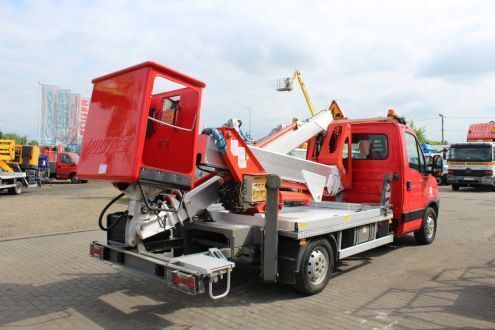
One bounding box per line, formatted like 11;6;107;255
414;207;437;245
8;181;23;195
441;174;448;185
435;177;441;185
294;238;334;295
70;174;80;184
452;184;460;191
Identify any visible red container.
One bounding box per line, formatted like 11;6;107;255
467;121;495;142
78;62;205;190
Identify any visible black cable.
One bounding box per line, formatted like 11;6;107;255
98;193;126;231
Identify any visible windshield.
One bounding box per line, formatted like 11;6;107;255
448;145;493;162
69;153;80;163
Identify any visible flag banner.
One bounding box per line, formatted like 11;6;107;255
40;84;59;145
55;89;71;144
78;98;90;143
68;93;81;144
40;84;89;146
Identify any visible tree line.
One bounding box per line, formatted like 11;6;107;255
0;130;39;146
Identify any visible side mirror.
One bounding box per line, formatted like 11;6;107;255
431;155;443;174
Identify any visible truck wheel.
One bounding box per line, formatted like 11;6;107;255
294;238;334;295
8;181;23;195
441;174;448;185
414;207;437;245
70;174;80;184
435;177;441;185
452;184;460;191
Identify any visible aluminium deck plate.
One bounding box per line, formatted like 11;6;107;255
207;202;392;239
0;172;26;179
172;254;234;275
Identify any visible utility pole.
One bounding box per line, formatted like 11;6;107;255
244;107;252;139
438;114;444;144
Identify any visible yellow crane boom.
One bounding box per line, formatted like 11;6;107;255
0;140;15;172
277;69;317;117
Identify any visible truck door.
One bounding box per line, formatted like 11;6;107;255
57;153;73;179
399;132;428;234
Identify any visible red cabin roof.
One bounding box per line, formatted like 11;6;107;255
467;121;495;141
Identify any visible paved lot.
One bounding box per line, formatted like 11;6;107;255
0;182;121;239
0;184;494;329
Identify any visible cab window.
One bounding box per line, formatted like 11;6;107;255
60;154;72;165
405;133;426;173
346;134;388;160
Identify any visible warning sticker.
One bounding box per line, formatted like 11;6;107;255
230;139;239;156
238;147;246;168
98;164;107;174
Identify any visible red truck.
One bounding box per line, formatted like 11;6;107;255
81;62;442;298
308;112;441;241
40;147;85;183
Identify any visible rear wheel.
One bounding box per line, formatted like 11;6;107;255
452;184;460;191
70;174;80;184
294;238;334;295
414;207;437;245
8;181;23;195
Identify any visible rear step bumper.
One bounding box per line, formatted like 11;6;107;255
90;241;235;299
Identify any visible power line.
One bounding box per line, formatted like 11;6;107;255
443;116;495;119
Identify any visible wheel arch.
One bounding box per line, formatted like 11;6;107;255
277;234;337;285
426;199;439;220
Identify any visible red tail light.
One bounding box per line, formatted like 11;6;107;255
90;243;106;260
167;270;198;294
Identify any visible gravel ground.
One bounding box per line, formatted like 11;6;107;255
0;181;123;238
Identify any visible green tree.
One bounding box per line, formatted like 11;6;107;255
425;139;448;145
408;120;426;143
0;131;37;145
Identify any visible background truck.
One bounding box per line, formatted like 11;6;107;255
448;121;495;191
79;62;442;299
40;147;85;183
422;143;449;185
0;140;42;195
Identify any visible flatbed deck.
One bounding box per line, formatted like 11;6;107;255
207;201;391;239
0;172;26;179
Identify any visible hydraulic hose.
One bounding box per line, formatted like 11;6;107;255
98;193;126;231
202;128;226;154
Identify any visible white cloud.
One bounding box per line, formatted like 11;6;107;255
1;0;495;143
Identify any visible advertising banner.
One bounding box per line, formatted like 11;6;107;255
68;94;81;144
40;84;89;146
78;98;90;143
40;84;59;145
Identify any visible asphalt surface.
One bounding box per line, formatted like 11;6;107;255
0;183;494;329
0;182;121;239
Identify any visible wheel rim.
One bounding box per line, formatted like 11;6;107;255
425;215;435;239
307;247;328;285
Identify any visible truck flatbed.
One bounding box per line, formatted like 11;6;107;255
0;172;26;179
207;201;391;238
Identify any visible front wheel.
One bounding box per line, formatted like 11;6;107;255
294;238;334;295
452;183;460;191
8;181;23;195
414;207;437;245
70;174;80;184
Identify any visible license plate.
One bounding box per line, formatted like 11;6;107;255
463;177;474;181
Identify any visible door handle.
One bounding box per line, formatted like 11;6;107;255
406;180;412;191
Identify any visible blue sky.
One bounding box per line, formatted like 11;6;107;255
1;0;495;143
